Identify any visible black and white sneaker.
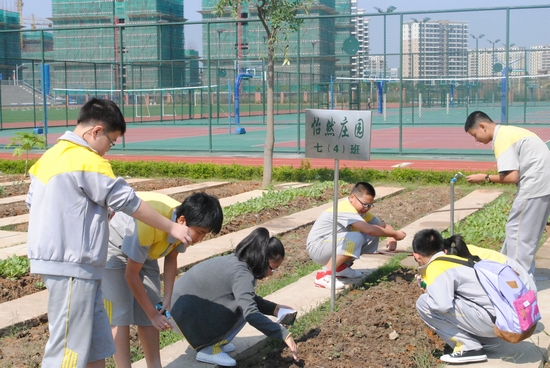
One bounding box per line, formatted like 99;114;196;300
440;348;487;364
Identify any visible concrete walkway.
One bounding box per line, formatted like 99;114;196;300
133;188;543;368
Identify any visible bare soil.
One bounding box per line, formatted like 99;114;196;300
0;182;463;367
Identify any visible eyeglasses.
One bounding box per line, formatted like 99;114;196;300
103;132;116;148
354;195;374;209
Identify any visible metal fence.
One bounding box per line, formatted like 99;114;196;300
0;4;549;157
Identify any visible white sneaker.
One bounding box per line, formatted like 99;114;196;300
221;343;235;353
314;272;345;289
196;351;236;366
335;264;363;279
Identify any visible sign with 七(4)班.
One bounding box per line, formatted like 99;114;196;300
305;109;372;161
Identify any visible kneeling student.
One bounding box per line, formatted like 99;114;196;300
102;191;223;368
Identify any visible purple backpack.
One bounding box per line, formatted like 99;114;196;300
437;257;540;343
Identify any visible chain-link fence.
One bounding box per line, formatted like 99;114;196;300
0;4;548;156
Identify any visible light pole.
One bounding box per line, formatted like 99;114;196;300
374;6;396;80
311;41;318;106
487;38;501;104
470;34;485;80
470;34;484;106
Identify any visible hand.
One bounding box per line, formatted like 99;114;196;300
386;238;397;251
170;223;193;246
394;230;406;241
466;174;486;183
285;335;299;362
151;312;172;332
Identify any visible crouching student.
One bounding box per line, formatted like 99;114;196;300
170;227;299;367
413;229;495;364
102;192;223;368
306;182;406;290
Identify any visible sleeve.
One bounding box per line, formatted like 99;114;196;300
173;243;189;254
231;267;290;341
73;170;142;216
254;295;278;316
366;215;381;225
120;218;150;264
496;142;520;174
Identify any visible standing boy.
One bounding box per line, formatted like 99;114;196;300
306;182;406;289
464;111;550;275
26;98;192;368
103;191;223;368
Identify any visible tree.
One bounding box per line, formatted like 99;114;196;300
214;0;312;187
6;132;46;176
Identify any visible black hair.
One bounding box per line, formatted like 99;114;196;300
443;234;480;261
412;229;445;257
352;182;375;198
464;111;494;132
77;98;126;135
174;192;223;234
234;227;285;280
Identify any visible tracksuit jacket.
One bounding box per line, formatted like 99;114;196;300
26;131;142;280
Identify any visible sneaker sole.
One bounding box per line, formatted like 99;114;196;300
441;355;487;364
314;282;344;290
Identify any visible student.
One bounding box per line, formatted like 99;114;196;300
306;181;406;289
170;227;299;367
26;98;192;368
103;191;223;368
464;111;550;275
413;229;496;364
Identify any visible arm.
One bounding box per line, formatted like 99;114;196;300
376;221;398;251
161;251;179;312
466;170;519;184
131;201;192;246
351;220;406;241
125;258;171;331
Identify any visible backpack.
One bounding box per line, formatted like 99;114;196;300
435;256;540;343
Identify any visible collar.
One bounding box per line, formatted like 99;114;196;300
59;130;98;154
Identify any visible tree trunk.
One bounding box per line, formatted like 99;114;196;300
262;47;275;188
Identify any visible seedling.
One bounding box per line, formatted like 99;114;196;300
5;132;46;176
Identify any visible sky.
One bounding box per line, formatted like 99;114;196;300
16;0;550;57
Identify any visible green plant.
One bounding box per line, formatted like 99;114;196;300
442;192;513;250
33;281;45;289
5;132;46;176
0;255;30;280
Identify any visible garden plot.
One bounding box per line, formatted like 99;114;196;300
1;182;517;368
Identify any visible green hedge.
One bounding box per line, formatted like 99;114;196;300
0;158;494;185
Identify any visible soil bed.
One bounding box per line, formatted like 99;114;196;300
0;183;464;367
240;268;446;368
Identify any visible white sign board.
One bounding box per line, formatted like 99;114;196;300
305;109;372;161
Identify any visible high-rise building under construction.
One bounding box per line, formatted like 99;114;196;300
50;0;187;92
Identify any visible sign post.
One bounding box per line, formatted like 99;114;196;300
305;109;372;311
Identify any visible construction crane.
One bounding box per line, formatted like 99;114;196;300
22;14;52;29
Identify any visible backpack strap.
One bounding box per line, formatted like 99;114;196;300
430;256;497;323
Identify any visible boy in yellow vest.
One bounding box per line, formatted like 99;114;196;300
102;191;223;368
